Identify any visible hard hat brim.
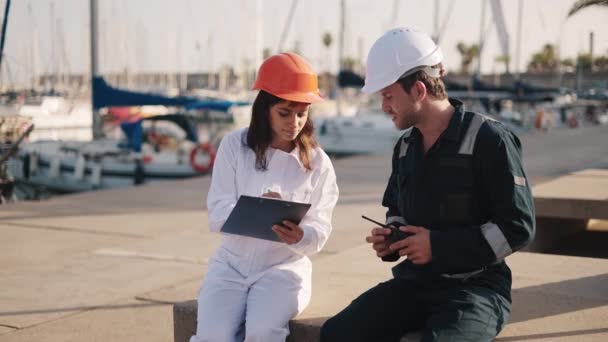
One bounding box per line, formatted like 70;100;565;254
361;79;395;94
272;91;324;104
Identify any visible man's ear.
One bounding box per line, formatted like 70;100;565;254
413;81;427;101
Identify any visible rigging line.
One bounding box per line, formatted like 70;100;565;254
278;0;299;52
388;0;399;30
534;0;547;32
437;0;456;45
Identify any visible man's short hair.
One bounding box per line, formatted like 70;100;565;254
396;64;447;100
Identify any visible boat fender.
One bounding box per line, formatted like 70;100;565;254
319;121;327;136
190;143;216;173
30;152;39;175
91;161;102;187
74;155;86;181
22;154;30;179
49;156;61;180
134;158;145;185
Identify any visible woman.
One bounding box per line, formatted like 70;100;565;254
190;52;339;342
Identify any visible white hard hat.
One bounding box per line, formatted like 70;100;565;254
361;27;443;94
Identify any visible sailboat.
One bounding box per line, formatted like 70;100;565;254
8;80;246;197
6;0;251;199
311;0;406;155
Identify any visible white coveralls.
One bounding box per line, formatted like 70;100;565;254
190;128;339;342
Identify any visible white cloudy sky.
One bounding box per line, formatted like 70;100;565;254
1;0;606;86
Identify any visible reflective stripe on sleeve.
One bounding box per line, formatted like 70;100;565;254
398;128;414;158
399;139;409;158
386;216;407;226
458;114;494;155
481;221;513;260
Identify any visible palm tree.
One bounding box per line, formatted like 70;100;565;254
322;32;333;72
567;0;608;17
527;44;559;73
576;53;593;71
320;32;334;95
322;32;333;49
494;55;510;74
456;42;479;75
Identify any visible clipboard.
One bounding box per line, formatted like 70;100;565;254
220;195;312;242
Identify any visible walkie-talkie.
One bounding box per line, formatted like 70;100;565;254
361;215;411;262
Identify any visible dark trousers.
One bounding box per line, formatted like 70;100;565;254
320;277;511;342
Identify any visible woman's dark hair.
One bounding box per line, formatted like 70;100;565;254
247;90;318;171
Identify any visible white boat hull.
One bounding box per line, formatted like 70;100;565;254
314;114;404;155
8;140;210;194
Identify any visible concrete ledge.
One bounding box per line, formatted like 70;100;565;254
173;245;608;341
173;300;421;342
525;217;589;252
533;169;608;220
528;169;608;252
173;300;197;342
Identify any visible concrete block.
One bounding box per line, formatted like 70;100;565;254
532;170;608;220
172;300;421;342
524;217;589;252
173;300;197;342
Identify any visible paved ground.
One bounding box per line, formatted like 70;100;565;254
1;123;607;341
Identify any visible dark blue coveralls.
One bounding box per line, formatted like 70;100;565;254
321;99;535;342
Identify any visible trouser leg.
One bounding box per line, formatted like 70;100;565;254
244;267;311;342
420;282;511;342
321;278;425;342
190;262;248;342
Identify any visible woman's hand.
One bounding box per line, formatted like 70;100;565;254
262;191;282;199
272;220;304;245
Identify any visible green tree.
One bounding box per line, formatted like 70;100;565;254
322;32;333;49
594;55;608;71
456;42;479;75
341;57;358;71
494;55;510;74
577;53;593;71
527;44;558;73
560;57;576;73
322;32;333;73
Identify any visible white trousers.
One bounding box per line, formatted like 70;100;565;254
189;257;311;342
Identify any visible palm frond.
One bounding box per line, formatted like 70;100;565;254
567;0;608;17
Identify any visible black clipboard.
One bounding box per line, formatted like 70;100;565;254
220;195;312;242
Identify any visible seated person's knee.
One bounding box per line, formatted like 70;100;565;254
320;316;346;341
190;328;235;342
245;325;288;341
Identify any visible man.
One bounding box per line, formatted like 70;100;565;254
320;28;535;341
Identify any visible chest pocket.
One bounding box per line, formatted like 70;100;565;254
287;189;313;204
437;155;478;225
437;112;490;225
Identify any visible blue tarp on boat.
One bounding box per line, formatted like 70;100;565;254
92;77;196;109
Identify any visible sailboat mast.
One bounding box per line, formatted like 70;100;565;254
336;0;344;116
476;0;487;77
0;0;11;72
255;0;263;79
90;0;102;139
277;0;298;52
515;0;523;79
433;0;439;42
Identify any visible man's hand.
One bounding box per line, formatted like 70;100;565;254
389;225;432;264
365;227;393;258
272;220;304;245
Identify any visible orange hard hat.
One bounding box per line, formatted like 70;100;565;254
252;52;323;103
